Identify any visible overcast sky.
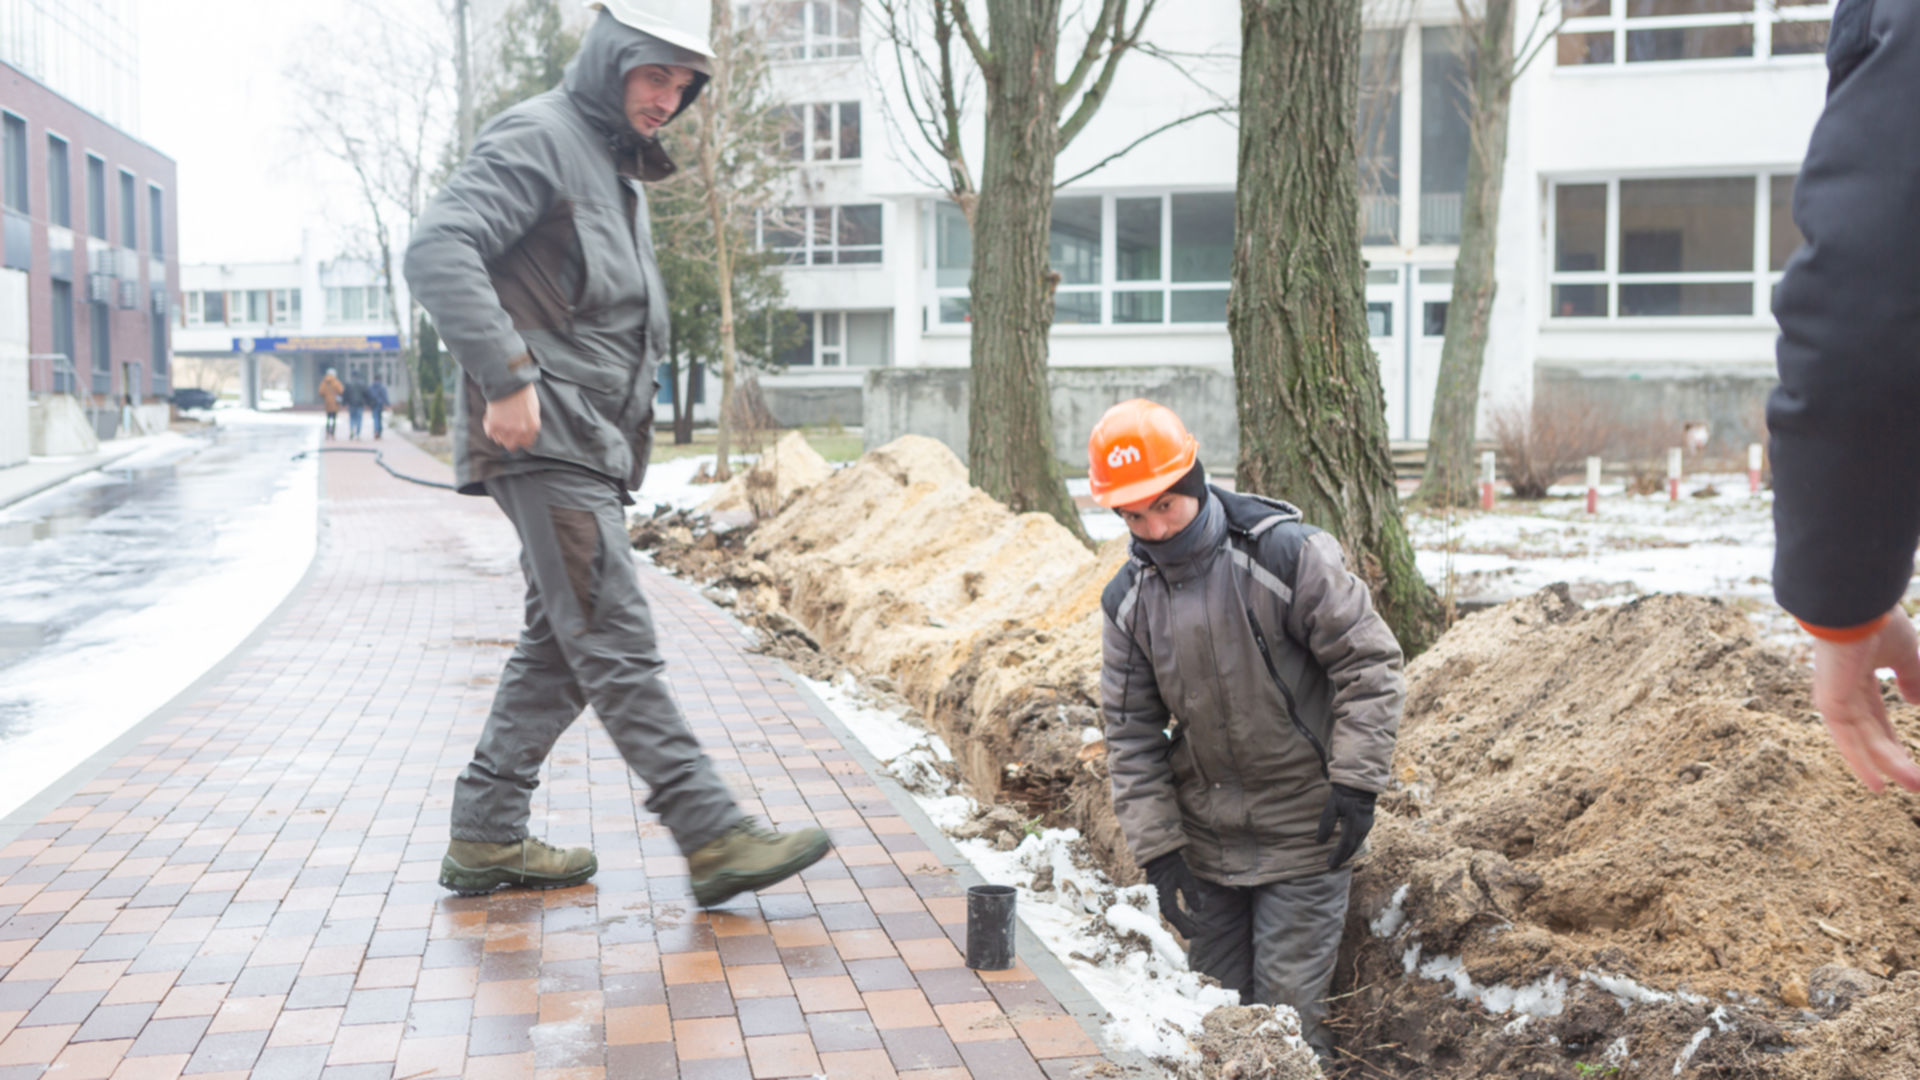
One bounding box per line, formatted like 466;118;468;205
137;0;445;267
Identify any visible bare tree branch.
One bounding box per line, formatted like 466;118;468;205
1057;0;1122;107
1054;105;1232;189
1058;0;1158;149
946;0;991;73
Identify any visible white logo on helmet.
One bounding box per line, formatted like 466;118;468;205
1107;444;1142;469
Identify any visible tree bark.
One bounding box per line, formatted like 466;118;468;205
1231;0;1442;653
967;0;1089;543
1415;0;1515;506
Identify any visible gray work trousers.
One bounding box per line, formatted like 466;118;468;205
1185;867;1353;1062
450;468;743;855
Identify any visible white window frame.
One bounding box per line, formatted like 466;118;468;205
185;290;203;326
1544;170;1797;323
793;102;859;162
816;311;845;366
758;205;882;267
273;289;290;324
927;191;1236;331
768;0;860;62
1556;0;1833;69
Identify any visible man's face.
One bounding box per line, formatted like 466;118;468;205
625;64;697;136
1116;490;1200;543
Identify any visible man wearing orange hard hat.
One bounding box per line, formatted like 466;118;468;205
1091;399;1405;1061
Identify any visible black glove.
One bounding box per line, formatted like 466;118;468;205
1315;783;1376;871
1143;850;1204;938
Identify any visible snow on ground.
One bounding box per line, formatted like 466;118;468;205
634;454;737;513
1405;473;1798;644
0;413;320;819
803;674;1291;1070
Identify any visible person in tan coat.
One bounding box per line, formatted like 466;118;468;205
317;369;345;439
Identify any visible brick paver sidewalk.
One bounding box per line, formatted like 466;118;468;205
0;434;1127;1080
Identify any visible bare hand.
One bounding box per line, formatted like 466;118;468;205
483;382;541;452
1810;606;1920;793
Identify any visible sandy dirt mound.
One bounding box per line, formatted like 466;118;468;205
1336;586;1920;1078
701;430;833;518
636;436;1141;880
1176;1006;1322;1080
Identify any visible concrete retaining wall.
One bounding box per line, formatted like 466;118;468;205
763;385;864;429
28;396;101;456
1534;363;1777;466
864;365;1239;472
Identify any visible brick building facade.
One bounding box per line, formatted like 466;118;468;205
2;59;177;428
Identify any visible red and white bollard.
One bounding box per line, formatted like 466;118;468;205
1480;450;1496;510
1668;447;1683;502
1586;456;1601;514
1748;443;1764;496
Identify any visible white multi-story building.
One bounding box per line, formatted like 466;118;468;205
175;234;413;409
746;0;1831;461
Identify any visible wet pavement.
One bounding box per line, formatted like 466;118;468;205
0;416;319;812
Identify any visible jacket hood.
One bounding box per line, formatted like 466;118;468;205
1132;490;1227;582
564;8;710;150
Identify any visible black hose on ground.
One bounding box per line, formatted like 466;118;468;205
290;446;458;491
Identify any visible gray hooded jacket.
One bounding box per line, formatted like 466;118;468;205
1101;488;1405;886
404;10;709;496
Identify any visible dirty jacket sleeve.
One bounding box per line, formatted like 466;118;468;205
403;113;556;404
1768;0;1920;630
1101;580;1185;867
1282;531;1405;794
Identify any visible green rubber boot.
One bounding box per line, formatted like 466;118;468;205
687;819;832;908
439;838;598;895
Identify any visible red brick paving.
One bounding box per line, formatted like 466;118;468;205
0;434;1120;1079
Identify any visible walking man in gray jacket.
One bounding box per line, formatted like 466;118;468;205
404;1;829;905
1089;400;1405;1061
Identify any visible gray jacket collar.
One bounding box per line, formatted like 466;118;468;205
1133;492;1227;585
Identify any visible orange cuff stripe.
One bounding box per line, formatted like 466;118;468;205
1799;613;1892;644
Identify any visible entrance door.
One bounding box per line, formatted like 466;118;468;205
1365;267;1405;438
1407;266;1454;442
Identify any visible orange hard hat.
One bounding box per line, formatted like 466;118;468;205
1087;399;1198;508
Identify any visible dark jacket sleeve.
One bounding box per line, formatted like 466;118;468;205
1281;531;1405;793
403;113;557;403
1769;0;1920;628
1100;573;1186;867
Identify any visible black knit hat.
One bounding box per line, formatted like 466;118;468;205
1166;457;1208;503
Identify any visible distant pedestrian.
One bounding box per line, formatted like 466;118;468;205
345;378;370;439
368;377;390;439
405;3;830;902
317;369;344;439
1769;0;1920;793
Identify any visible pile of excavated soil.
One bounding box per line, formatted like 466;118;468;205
1176;1006;1321;1080
701;431;833;519
1337;586;1920;1079
634;436;1139;880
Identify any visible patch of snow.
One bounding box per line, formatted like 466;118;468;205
1079;726;1104;745
1674;1026;1713;1075
1583;969;1676;1008
1410;951;1567;1018
1604;1035;1630;1065
633;454;735;514
1371;884;1411;939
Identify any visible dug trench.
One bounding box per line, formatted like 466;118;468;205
631;434;1920;1080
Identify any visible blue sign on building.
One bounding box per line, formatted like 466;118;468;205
232;335;402;353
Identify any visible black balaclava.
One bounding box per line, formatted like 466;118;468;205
1165;457;1209;503
563;8;712;154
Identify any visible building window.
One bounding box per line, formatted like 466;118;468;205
86;154;106;240
767;0;859;61
2;112;27;214
779;311;890;367
118;168;137;249
760;204;882;266
783;102;860;161
326;285;391;323
273;289;291;323
1420;26;1468;246
148;183;164;256
1548;172;1797;319
932;192;1234;327
234;289;269;324
50;280;75;392
90;300;110;394
202;289;226;324
47;135;70;227
1557;1;1831;66
1359;30;1403;247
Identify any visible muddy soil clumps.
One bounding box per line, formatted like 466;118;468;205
1337;586;1920;1078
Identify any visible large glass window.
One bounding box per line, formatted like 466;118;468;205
1549;173;1793;319
148;183;164;256
50;280;75;392
90;300;110;394
46;135;70;228
2;112;26;214
932;192;1233;326
1359;30;1403;246
766;0;859;61
1558;1;1830;66
762;204;882;266
86;154;106;240
1420;27;1469;246
202;289;226;323
785;102;860;161
118;169;136;249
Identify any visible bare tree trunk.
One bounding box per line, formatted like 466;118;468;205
1232;0;1442;653
1415;0;1516;506
699;0;740;482
968;0;1088;543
